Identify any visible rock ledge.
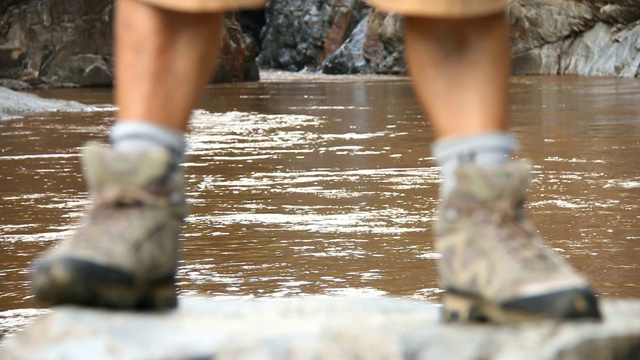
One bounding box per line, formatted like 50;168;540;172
1;297;639;360
0;86;98;120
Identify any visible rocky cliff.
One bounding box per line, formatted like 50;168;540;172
260;0;640;77
510;0;640;76
257;1;405;75
0;1;259;89
1;0;638;89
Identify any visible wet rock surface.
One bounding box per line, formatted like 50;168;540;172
0;86;96;120
1;297;639;360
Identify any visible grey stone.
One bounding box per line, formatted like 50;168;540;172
0;86;96;120
1;297;639;360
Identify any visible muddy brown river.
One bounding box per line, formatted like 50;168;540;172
1;73;639;337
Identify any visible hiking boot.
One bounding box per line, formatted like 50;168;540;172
435;162;601;323
32;143;187;309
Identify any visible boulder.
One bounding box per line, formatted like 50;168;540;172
1;297;639;359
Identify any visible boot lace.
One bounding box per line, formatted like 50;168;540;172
91;187;170;216
490;184;557;272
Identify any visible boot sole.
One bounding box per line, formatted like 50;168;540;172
32;258;177;310
442;288;601;324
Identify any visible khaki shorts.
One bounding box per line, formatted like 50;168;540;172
135;0;506;18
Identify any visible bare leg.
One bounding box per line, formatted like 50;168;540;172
403;14;600;323
115;0;223;131
32;0;225;309
404;13;510;139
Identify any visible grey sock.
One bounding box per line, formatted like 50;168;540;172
110;121;186;163
432;132;517;196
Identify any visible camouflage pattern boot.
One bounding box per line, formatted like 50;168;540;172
435;162;601;323
32;143;187;309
